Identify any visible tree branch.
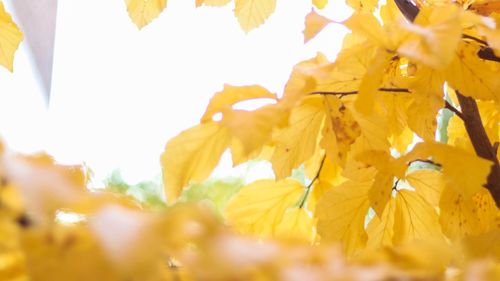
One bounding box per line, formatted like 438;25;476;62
310;87;410;97
445;101;464;120
456;92;500;207
396;1;500;207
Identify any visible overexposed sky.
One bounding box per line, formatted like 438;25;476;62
0;0;351;184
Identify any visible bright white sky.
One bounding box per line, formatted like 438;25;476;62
0;0;351;184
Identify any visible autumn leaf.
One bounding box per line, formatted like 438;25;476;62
224;179;304;238
445;42;500;101
196;0;232;7
312;0;328;9
397;5;462;69
201;84;277;123
316;180;370;255
275;208;316;243
303;10;333;43
0;2;23;72
222;104;288;156
321;96;362;165
161;122;231;203
439;186;498;240
125;0;167;29
392;190;442;245
234;0;276;32
344;13;387;48
271;96;325;179
346;0;378;13
409;142;492;198
406;169;444;206
406;65;445;141
367;198;396;249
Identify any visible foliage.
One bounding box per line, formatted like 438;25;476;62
1;0;500;280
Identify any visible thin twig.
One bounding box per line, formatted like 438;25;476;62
310;87;410;97
444;101;464;120
408;159;442;167
462;34;488;46
299;155;326;208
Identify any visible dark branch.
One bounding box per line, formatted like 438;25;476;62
462;34;488;46
409;159;442;167
394;0;419;22
478;47;500;63
444;101;464;120
310;87;410;97
456;92;500;207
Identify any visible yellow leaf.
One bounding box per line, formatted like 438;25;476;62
344;13;387;47
397;5;462;68
161;122;231;203
393;190;442;245
406;66;444;140
406;169;444;206
369;172;394;217
316;180;370;255
312;43;373;94
271;97;325;179
124;0;167;29
312;0;328;9
355;48;393;114
0;2;23;72
410;142;492;198
281;53;326;108
470;0;500;16
201;84;276;123
366;198;396;249
196;0;232;7
234;0;276;32
303;10;332;43
347;102;390;152
224;179;304;238
222;104;287;156
320;96;361;166
275;208;316;243
346;0;378;13
439;186;498;240
445;42;500;101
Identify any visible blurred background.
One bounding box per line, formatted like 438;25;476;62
0;0;350;186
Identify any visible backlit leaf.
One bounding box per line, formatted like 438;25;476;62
445;42;500;101
439;186;498;240
304;10;333;43
312;0;328;9
201;84;277;123
406;169;444;206
225;179;304;238
0;2;23;72
271;97;325;179
316;180;370;255
393;190;442;245
275;208;316;243
234;0;276;32
196;0;232;7
161;122;231;203
124;0;167;29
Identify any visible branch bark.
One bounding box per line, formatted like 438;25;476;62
395;0;500;207
456;93;500;206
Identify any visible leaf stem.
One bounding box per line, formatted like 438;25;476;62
299;155;326;208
